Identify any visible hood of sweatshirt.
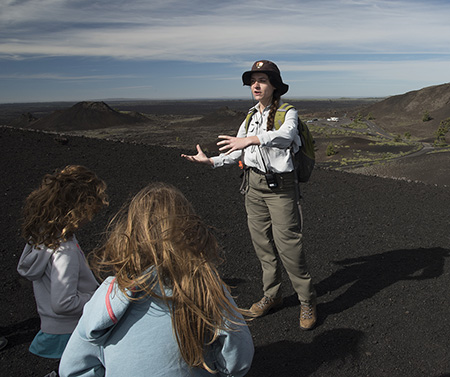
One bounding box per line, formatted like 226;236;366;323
16;235;81;281
17;243;54;281
76;276;136;345
75;272;170;346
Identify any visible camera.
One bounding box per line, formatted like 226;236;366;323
265;173;278;189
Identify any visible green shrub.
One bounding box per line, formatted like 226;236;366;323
422;110;432;122
326;142;336;156
434;118;450;146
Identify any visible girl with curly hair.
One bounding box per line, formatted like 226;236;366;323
17;165;108;360
59;182;253;377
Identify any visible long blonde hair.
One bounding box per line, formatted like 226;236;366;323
21;165;108;249
90;182;243;372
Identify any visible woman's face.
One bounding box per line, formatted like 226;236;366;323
251;73;275;105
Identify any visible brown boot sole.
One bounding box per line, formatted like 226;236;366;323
249;297;283;317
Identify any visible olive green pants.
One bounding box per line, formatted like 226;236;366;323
245;169;316;303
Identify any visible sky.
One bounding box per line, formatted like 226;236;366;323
1;0;450;103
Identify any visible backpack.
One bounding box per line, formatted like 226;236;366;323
244;103;315;183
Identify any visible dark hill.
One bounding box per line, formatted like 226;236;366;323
363;83;450;141
8;112;38;128
198;105;246;128
12;101;149;131
197;105;246;123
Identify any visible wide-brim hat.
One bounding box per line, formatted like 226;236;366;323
242;60;289;96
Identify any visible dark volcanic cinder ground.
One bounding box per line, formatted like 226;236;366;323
1;126;450;377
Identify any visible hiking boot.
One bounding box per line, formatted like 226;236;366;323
300;302;317;330
249;296;283;317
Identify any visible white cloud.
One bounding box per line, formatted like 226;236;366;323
1;0;450;61
1;0;450;101
0;72;136;80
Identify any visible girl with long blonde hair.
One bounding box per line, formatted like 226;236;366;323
17;165;108;363
59;182;254;377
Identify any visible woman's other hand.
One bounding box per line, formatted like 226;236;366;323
217;135;259;154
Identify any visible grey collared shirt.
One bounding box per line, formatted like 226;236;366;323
211;101;301;173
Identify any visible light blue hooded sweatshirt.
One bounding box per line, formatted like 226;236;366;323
59;276;254;377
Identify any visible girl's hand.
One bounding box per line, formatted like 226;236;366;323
181;144;213;166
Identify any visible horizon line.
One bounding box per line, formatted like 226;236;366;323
0;96;386;106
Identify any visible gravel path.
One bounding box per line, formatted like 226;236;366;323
1;127;449;377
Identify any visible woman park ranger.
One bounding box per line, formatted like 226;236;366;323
182;60;317;330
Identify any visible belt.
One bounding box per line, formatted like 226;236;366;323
250;167;266;175
249;167;294;177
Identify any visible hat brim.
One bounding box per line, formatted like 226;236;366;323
242;71;289;96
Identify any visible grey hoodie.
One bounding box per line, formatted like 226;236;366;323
17;235;99;334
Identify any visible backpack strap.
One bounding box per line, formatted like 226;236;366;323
274;102;295;130
244;108;257;134
245;102;296;132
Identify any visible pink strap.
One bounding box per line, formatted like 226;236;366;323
106;278;118;324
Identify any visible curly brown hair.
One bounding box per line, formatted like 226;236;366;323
21;165;108;249
90;182;245;372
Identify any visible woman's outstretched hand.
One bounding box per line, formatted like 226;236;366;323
181;144;213;166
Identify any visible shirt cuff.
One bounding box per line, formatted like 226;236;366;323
210;156;223;169
257;133;269;146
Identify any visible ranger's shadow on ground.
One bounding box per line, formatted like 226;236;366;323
247;328;364;377
314;247;450;317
